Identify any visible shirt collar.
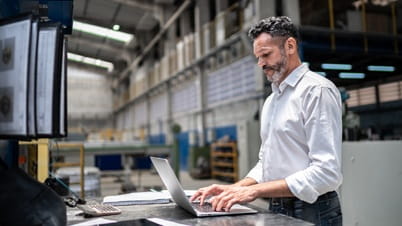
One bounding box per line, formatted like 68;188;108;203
272;63;309;94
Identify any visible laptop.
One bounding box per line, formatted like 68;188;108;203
150;157;258;217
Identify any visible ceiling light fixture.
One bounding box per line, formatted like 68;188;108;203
113;24;120;31
339;72;365;79
367;65;395;72
73;21;133;44
322;63;352;70
67;52;114;72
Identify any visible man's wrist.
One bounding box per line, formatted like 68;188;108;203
234;177;257;187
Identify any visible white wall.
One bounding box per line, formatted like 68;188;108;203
206;99;260;128
67;66;113;120
341;141;402;226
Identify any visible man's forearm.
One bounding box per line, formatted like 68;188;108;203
234;177;258;186
252;179;294;198
234;178;294;198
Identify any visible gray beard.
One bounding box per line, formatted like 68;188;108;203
267;56;287;86
269;71;283;85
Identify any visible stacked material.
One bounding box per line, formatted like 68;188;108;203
56;166;101;198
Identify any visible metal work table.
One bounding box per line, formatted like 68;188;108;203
51;141;172;157
67;202;313;226
50;141;172;192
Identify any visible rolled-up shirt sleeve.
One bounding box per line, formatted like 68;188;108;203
285;86;343;203
246;160;263;183
246;143;265;183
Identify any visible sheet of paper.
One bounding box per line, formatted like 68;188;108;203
147;218;190;226
162;189;197;197
0;16;31;137
70;218;116;226
103;191;171;205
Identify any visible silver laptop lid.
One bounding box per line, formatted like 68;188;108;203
150;157;196;215
150;157;258;217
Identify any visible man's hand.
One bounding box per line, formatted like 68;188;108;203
189;184;233;205
210;186;258;211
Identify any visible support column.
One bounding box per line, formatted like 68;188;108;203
195;67;206;146
146;96;151;142
163;7;177;54
215;0;229;14
166;83;174;145
282;0;300;26
194;0;211;59
255;0;275;20
180;9;192;37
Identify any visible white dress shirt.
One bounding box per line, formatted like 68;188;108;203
246;63;343;203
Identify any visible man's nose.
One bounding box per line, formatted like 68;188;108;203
257;58;265;67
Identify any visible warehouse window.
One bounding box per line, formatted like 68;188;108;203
346;86;376;107
347;89;359;107
134;101;147;128
379;81;402;103
359;87;376;105
150;94;168;121
172;80;198;114
206;56;256;106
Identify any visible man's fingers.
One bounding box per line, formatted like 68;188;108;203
214;192;232;211
225;199;237;212
199;187;214;205
200;185;220;205
190;190;202;201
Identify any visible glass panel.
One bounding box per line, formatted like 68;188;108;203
379;82;399;102
347;89;359;107
359;86;376;105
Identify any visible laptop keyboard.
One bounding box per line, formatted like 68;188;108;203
191;202;215;212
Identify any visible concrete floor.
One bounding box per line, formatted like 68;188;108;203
99;169;269;209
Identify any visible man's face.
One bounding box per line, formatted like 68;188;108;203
253;33;288;85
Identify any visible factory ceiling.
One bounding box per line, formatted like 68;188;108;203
69;0;177;73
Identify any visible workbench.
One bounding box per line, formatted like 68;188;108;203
50;141;172;195
67;201;313;226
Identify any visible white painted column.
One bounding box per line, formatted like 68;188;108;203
282;0;301;26
255;0;276;20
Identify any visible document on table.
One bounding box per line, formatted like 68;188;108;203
102;192;171;206
161;189;197;197
147;218;190;226
70;218;116;226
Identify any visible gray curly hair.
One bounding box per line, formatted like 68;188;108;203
248;16;299;43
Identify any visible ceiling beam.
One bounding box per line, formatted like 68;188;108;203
116;0;193;85
73;16;137;33
111;0;155;11
68;36;134;63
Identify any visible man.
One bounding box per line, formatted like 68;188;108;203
190;16;343;225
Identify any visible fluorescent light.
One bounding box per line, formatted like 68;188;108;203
113;24;120;31
322;63;352;70
67;52;83;62
339;72;365;79
73;21;133;44
67;52;114;72
316;71;327;76
367;65;395;72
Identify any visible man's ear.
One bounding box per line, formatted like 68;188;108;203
285;37;297;55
